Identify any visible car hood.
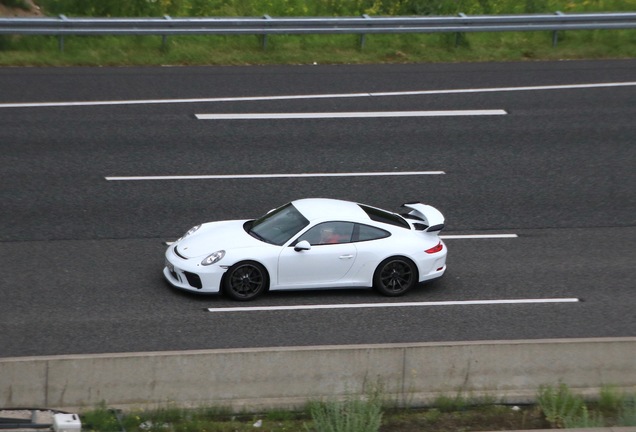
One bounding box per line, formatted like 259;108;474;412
175;220;262;258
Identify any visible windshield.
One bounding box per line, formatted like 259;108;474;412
247;203;309;246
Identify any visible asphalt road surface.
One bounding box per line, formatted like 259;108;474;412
1;59;634;357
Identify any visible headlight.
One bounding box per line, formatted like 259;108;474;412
201;250;225;266
177;224;201;242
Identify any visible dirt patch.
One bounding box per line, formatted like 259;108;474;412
379;405;551;431
0;0;43;17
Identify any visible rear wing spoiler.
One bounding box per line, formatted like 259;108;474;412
402;202;445;233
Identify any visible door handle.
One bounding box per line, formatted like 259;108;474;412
339;255;354;259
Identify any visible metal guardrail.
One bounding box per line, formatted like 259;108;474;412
1;12;635;51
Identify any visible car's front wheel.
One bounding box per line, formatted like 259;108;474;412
373;257;417;296
222;261;269;301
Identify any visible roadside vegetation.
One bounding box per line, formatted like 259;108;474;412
78;383;636;431
0;0;635;66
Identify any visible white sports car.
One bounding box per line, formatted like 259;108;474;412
164;198;447;300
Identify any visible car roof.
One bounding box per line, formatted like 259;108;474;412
291;198;369;222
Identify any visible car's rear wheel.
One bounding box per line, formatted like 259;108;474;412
373;257;417;296
223;261;269;301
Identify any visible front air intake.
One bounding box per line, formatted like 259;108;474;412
184;272;203;289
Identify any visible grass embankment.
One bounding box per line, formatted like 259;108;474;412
79;384;636;432
0;0;635;66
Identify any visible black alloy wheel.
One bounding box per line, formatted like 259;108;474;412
223;261;268;301
373;257;417;296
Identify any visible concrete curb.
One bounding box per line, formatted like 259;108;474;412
1;337;635;412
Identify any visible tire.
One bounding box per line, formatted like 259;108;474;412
373;257;417;296
222;261;269;301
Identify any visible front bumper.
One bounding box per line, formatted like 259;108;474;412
164;245;226;293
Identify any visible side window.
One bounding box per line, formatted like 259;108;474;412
297;222;354;245
354;224;390;242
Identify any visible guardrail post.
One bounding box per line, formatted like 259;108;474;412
456;13;467;47
553;11;564;47
262;15;271;50
162;15;171;49
58;14;67;52
360;14;371;49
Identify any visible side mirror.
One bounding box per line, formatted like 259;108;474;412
294;240;311;252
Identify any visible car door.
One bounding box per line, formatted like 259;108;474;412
277;222;357;288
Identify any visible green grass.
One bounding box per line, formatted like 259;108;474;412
77;384;636;431
1;27;634;67
1;0;635;66
27;0;636;18
0;30;636;66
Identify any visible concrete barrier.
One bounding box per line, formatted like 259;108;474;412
1;337;635;412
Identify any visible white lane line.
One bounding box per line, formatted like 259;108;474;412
195;110;506;120
105;171;445;181
2;82;634;109
440;234;518;239
371;81;636;97
206;298;580;313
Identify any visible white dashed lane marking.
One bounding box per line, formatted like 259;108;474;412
105;171;445;181
194;110;507;120
206;298;580;313
441;234;518;239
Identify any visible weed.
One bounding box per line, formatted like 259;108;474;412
306;389;383;432
80;403;122;432
598;384;625;417
563;404;605;429
433;393;470;413
620;394;636;426
536;383;585;428
307;399;382;432
423;408;442;423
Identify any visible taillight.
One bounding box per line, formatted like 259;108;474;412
425;242;443;254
